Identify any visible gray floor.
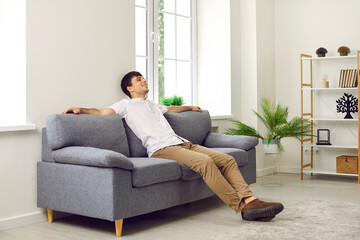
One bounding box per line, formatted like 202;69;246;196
1;173;360;240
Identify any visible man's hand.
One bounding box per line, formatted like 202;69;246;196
166;106;202;113
62;107;115;115
63;107;81;114
191;106;202;112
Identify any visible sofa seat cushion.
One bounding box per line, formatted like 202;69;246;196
179;163;202;181
52;146;134;170
211;148;249;167
179;148;249;181
130;158;181;187
204;133;259;151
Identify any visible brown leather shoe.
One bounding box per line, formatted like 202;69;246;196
241;199;284;221
254;216;275;222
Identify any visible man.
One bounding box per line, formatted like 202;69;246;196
63;71;284;221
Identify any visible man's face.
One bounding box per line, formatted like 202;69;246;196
127;75;149;97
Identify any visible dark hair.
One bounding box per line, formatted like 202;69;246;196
121;71;142;98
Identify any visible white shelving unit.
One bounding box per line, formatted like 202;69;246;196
301;55;357;61
302;87;357;91
302;168;358;177
309;144;358;149
300;51;360;183
310;118;358;122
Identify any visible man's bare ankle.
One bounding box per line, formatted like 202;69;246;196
244;196;257;205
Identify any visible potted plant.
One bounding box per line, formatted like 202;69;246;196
160;95;184;106
337;46;350;56
316;47;328;57
225;98;313;153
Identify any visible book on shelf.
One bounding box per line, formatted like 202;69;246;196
339;69;358;88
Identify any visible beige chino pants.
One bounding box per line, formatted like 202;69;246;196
152;141;254;213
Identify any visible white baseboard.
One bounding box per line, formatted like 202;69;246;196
0;210;71;231
279;166;301;174
0;210;47;231
256;166;277;177
257;166;301;177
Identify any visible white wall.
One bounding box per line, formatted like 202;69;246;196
197;0;231;116
274;0;360;173
210;1;258;142
0;0;134;228
256;0;276;102
238;0;258;125
229;0;276;126
255;0;276;173
226;0;276;174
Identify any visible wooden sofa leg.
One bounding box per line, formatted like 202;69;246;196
47;209;54;223
115;219;123;237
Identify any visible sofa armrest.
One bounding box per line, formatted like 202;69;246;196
52;146;134;170
203;133;259;151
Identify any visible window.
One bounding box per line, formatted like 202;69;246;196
136;0;195;105
135;0;150;81
0;0;26;126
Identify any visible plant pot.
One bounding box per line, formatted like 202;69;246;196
262;139;280;154
317;53;326;57
339;52;348;56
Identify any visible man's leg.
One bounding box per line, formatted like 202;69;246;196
153;143;284;221
152;142;244;213
189;144;283;221
189;144;254;211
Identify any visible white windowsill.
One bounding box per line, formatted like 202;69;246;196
210;114;234;120
0;123;36;133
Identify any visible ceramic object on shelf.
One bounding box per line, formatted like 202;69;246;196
338;46;350;56
316;47;327;57
321;74;329;88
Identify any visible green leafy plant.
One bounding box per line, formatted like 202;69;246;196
160;95;184;106
225;98;314;151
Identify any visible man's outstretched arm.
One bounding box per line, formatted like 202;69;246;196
62;107;115;115
166;106;202;113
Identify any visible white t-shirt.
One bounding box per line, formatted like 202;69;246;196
109;98;188;157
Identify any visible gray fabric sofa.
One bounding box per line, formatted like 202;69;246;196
37;110;258;237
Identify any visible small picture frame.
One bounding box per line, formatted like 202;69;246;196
316;129;331;145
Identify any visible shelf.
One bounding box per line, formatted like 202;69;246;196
310;118;358;122
301;55;357;60
300;51;360;183
309;144;358;149
302;168;358;177
302;87;358;91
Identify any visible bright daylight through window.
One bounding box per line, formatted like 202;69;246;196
0;0;26;126
135;0;194;105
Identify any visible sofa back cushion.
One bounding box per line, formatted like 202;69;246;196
123;110;212;157
46;114;130;156
164;110;211;145
42;128;55;162
123;120;148;157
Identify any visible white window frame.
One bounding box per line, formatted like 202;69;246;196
135;1;154;100
136;0;197;105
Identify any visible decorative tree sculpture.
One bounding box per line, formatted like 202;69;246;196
336;93;358;119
